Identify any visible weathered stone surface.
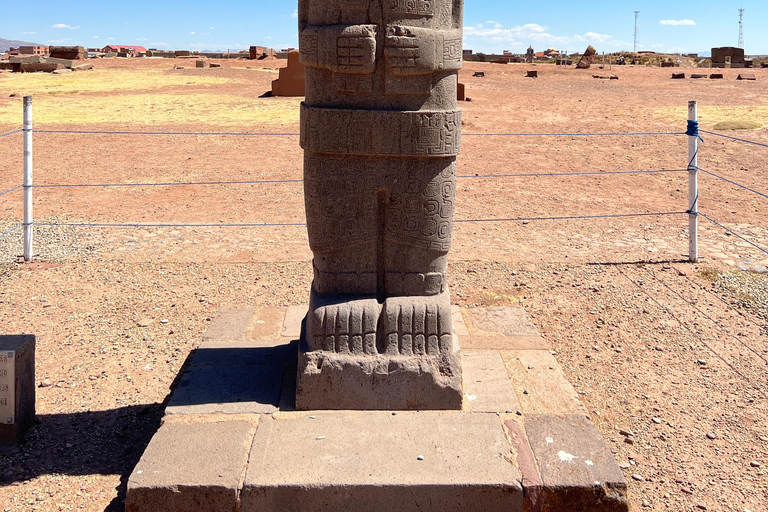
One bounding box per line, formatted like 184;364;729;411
189;340;296;366
296;0;465;410
0;335;35;446
281;305;306;338
524;414;628;512
126;420;255;512
165;342;296;414
243;307;285;342
463;350;520;413
576;46;596;69
451;305;470;335
203;306;254;340
505;419;544;512
502;350;586;415
460;335;549;350
463;306;539;337
271;50;305;96
242;412;523;512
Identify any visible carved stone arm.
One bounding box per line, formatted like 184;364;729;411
299;24;377;74
384;26;463;76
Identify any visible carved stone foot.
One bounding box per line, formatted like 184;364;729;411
378;291;454;356
306;292;380;355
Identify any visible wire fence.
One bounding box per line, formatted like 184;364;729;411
1;98;767;264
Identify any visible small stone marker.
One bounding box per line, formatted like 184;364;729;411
526;70;538;78
0;335;35;446
671;73;686;79
709;73;724;79
472;71;485;77
691;74;707;79
576;45;596;69
195;60;208;68
737;73;756;81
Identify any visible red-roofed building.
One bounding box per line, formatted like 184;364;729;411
102;45;147;56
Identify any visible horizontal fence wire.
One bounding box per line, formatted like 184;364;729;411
0;185;22;197
0;129;22;138
699;213;768;256
463;131;685;137
33;212;687;230
456;211;687;223
698;168;768;200
700;130;768;149
35;179;303;188
35;130;300;136
459;169;687;178
0;224;21;240
31;129;686;138
33;169;687;189
34;222;308;228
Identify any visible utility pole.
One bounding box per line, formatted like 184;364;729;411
738;7;745;49
634;11;640;53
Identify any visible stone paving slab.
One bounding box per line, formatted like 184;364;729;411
462;350;521;413
524;414;628;512
203;306;254;340
190;340;296;366
241;412;523;512
281;305;306;338
459;334;549;350
502;350;587;416
126;420;256;512
463;306;539;337
244;307;285;341
165;363;286;415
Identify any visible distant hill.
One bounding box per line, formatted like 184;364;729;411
0;37;43;52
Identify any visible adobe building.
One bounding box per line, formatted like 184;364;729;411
19;46;49;56
712;46;746;68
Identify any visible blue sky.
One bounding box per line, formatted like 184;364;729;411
2;1;765;55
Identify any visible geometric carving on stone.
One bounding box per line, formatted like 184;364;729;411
297;0;465;411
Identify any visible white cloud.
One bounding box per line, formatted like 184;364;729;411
291;8;298;18
93;36;99;39
660;19;696;26
137;37;147;41
23;31;35;35
210;27;215;30
52;24;80;29
190;31;196;35
47;39;72;44
463;22;627;50
107;37;114;40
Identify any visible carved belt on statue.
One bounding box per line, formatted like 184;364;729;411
300;104;461;157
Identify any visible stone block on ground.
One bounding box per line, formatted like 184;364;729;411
451;305;470;336
166;357;288;415
0;335;35;446
463;350;520;413
243;307;285;342
737;73;756;80
502;350;586;415
126;420;255;512
271;50;304;96
280;305;306;338
576;46;596;69
203;306;254;340
241;412;523;512
524;414;629;512
463;306;539;337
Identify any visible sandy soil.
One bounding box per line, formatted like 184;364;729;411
0;58;767;511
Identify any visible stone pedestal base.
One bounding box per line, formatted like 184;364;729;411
296;350;463;410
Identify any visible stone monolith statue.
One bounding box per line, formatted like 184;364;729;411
296;0;464;410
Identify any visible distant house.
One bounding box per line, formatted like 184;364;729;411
102;45;147;56
19;46;49;56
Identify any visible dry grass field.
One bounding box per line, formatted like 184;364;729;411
0;57;767;511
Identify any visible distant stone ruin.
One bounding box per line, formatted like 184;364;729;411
576;45;596;69
711;47;746;68
49;46;87;60
270;50;305;97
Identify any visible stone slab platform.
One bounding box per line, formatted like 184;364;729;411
126;305;628;512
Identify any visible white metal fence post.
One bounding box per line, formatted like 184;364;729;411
688;100;699;263
23;96;33;262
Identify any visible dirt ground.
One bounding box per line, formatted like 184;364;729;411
0;57;767;511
